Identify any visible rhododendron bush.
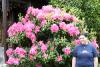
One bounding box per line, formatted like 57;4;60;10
6;5;81;67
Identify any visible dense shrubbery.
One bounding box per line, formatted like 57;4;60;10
5;0;99;67
49;0;100;42
6;5;82;67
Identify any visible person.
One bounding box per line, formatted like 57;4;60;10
72;35;98;67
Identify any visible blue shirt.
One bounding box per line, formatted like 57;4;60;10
72;43;98;67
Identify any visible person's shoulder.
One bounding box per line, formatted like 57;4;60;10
87;42;95;48
75;45;81;48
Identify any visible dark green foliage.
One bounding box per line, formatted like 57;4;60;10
49;0;100;45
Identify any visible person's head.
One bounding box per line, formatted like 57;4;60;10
78;35;89;45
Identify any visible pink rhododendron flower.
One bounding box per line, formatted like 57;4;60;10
66;24;80;36
39;41;44;45
37;11;45;20
57;55;63;62
41;44;48;53
30;33;36;43
7;22;25;37
40;20;46;27
42;5;54;13
13;58;20;65
29;45;38;56
25;14;29;20
7;23;18;36
63;47;71;55
63;13;72;21
14;47;26;57
35;63;42;67
52;13;63;21
31;8;40;16
63;14;79;22
39;41;45;46
50;24;59;33
6;57;14;65
6;57;20;65
7;23;16;36
34;26;40;34
24;21;35;32
6;48;13;57
16;22;25;32
54;8;61;13
91;39;99;48
21;18;27;23
66;24;74;29
25;32;33;38
27;6;33;14
39;41;48;53
74;39;80;45
51;8;63;21
59;22;67;31
25;32;36;43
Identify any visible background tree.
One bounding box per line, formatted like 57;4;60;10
49;0;100;48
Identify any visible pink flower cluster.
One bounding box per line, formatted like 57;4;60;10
8;21;38;43
26;6;39;16
57;55;63;62
6;48;14;57
26;5;79;22
42;5;54;13
29;45;38;56
24;22;35;32
40;20;46;27
74;39;80;45
6;47;26;65
8;5;80;42
14;47;27;58
63;47;71;55
51;22;80;36
7;22;24;37
24;21;36;43
41;44;48;53
34;26;41;34
6;47;27;58
66;24;80;36
6;48;13;57
50;24;59;33
91;39;99;48
6;57;20;65
26;32;36;43
39;41;48;53
63;13;79;22
29;41;48;60
52;8;63;21
59;22;67;31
